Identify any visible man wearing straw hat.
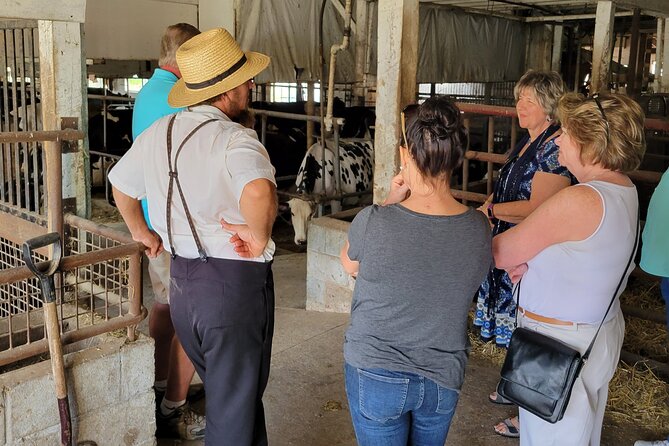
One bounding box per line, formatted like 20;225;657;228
131;22;206;441
109;28;277;445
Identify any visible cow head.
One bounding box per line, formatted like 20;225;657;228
288;198;317;245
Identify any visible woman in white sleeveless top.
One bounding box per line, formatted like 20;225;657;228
493;93;645;446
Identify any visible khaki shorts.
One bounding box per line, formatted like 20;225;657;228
147;250;171;305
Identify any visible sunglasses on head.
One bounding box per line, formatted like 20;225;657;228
401;103;418;147
590;93;610;143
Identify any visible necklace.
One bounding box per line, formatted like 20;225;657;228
530;125;552;149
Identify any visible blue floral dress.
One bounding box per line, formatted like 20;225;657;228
473;125;575;346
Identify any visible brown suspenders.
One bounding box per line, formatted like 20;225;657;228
165;114;218;262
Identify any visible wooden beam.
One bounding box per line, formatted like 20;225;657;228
662;19;669;92
1;0;86;23
373;0;418;204
353;0;370;105
627;9;641;95
612;0;669;16
591;1;616;93
525;11;634;22
551;23;564;72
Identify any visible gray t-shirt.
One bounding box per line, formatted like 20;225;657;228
344;204;492;390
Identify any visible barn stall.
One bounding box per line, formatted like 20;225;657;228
0;3;155;444
1;0;669;444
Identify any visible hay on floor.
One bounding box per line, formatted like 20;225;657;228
467;274;669;433
607;362;669;431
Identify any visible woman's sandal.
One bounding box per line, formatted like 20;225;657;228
488;391;514;405
494;417;520;438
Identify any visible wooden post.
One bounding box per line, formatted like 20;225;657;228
627;8;641;95
551;23;564;72
655;18;664;92
353;0;369;106
662;19;669;92
373;0;418;204
591;1;616;93
526;24;553;70
574;32;582;92
306;82;315;148
38;20;88;218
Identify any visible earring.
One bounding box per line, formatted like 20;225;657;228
546;116;551;122
399;165;405;171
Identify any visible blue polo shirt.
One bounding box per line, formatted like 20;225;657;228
641;168;669;278
132;68;183;229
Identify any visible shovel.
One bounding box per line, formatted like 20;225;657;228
23;233;72;446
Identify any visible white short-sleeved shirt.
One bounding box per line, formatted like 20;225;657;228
109;105;276;262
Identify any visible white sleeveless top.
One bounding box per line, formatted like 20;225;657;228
520;181;638;324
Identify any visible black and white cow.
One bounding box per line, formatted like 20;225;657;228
288;139;373;245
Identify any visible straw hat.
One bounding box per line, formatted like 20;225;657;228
168;28;270;107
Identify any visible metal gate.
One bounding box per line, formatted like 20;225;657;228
0;20;43;214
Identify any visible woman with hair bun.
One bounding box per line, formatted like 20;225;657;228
339;96;492;445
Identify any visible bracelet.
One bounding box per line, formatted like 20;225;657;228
487;202;496;220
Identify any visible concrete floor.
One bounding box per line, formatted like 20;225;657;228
137;251;660;446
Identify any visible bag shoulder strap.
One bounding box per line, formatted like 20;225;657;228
582;212;639;360
165;114;218;262
513;210;640;361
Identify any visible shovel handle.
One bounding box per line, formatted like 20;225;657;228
22;232;62;278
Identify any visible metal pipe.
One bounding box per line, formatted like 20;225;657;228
307;82;315;147
325;0;353;132
249;108;344;125
333;121;341;200
64;213;135;244
261;114;267;146
0;129;85;143
126;251;143;342
465;150;507;164
486;117;494;195
0;311;147;368
462;118;470;205
0;242;144;283
451;189;487;203
86;94;135;103
318;0;327;147
524;11;633;22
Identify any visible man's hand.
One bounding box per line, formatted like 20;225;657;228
382;172;410;205
112;186;163;257
134;229;164;258
221;219;267;258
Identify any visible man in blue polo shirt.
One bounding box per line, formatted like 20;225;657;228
132;22;205;440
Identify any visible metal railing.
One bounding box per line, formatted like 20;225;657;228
0;129;146;368
452;102;665;205
0;215;144;367
250;107;369;216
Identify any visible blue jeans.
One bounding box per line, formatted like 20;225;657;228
344;363;459;446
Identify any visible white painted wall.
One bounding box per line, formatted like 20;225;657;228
199;0;235;36
84;0;198;61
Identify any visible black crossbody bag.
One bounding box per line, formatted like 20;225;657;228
496;216;639;424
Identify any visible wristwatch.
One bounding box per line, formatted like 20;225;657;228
487;202;496;220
